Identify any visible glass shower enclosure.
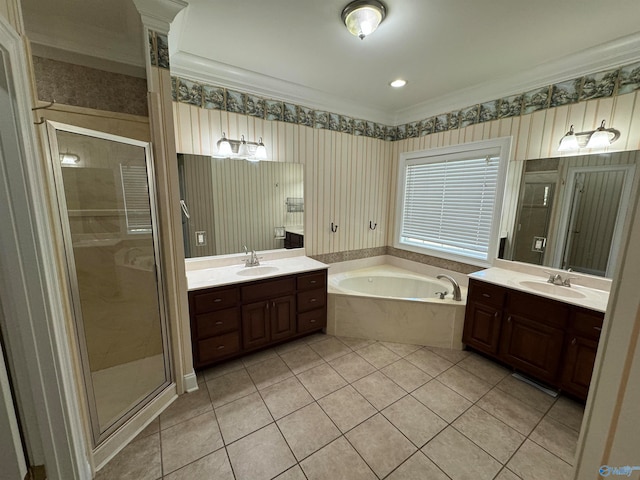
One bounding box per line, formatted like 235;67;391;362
47;122;171;446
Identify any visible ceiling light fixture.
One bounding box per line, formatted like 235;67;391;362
390;79;407;88
557;120;620;152
341;0;387;40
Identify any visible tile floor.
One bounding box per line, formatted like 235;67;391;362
95;333;584;480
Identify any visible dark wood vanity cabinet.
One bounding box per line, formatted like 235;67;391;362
284;231;304;249
463;278;603;400
189;269;327;369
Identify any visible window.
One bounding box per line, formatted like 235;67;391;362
120;165;152;234
395;138;511;266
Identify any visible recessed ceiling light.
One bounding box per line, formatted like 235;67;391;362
390;79;407;88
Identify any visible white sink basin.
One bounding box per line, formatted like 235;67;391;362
236;265;280;277
518;280;586;299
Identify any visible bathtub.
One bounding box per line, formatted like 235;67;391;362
327;263;468;349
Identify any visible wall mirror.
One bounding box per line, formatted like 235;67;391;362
507;150;639;278
178;154;304;258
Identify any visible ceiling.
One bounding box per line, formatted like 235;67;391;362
21;0;640;124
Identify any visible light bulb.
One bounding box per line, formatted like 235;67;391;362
237;135;249;158
217;133;232;156
586;121;611;149
558;125;579;152
254;137;267;161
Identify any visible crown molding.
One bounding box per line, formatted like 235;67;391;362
394;32;640;125
170;50;395;125
133;0;188;34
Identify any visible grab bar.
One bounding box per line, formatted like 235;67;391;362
180;199;191;219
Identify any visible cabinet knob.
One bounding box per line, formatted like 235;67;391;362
310;319;316;323
494;312;499;319
507;316;512;323
310;280;317;284
571;338;577;345
215;321;223;325
217;345;225;350
310;298;317;303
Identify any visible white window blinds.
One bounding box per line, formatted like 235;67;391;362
400;150;502;262
120;165;152;234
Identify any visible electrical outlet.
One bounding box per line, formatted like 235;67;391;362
195;231;206;246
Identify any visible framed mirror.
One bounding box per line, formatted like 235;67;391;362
178;154;304;258
508;150;639;277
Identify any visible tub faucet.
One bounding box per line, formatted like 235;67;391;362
437;274;462;301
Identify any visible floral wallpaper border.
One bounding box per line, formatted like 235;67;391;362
149;30;170;69
171;60;640;141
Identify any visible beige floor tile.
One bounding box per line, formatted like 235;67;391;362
317;385;377;433
530;417;579;465
201;358;245;381
336;336;376;350
246;356;293;390
274;337;309;355
352;371;406;410
385;452;450;480
279;345;325;374
215;392;273;444
277;403;341;461
303;332;330;344
95;433;161;480
346;414;417;478
227;424;296;480
134;417;159;441
477;389;544;436
507;439;574;480
310;337;352;361
163;448;233;480
300;437;377;480
159;388;213;430
196;369;206;385
297;363;347;399
241;348;278;367
382;395;447;447
546;396;585;432
206;368;256;408
495;468;523;479
428;346;472;364
453;405;525;463
356;342;401;369
329;352;376;383
380;341;422;357
411;380;472;423
495;375;556;413
405;349;454;376
260;376;314;420
423;427;502;480
274;465;307;480
457;353;511;385
437;365;493;402
381;359;432;392
161;411;223;475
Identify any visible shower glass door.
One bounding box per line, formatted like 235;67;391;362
47;123;171;445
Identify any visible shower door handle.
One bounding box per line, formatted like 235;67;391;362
180;199;191;219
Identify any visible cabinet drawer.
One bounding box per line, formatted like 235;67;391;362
242;277;295;302
192;287;239;313
570;309;604;340
468;280;506;308
507;291;569;328
298;308;326;333
195;308;240;338
297;288;326;312
197;332;240;364
297;271;327;291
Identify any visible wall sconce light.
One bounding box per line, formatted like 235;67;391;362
558;120;620;152
341;0;386;40
214;133;268;161
60;153;80;165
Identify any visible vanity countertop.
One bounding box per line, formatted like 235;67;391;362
186;255;327;291
469;266;610;312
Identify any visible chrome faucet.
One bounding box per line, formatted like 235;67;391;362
436;274;462;301
546;273;576;287
243;245;260;267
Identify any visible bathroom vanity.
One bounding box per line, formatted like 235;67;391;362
186;255;327;368
463;263;609;401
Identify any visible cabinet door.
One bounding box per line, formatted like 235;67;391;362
242;301;270;350
463;302;502;356
270;295;296;341
561;336;598;400
499;313;564;384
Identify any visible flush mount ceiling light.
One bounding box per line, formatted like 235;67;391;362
341;0;387;40
390;79;407;88
558;120;620;152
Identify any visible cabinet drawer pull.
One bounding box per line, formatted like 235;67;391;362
310;298;317;303
310;319;317;323
494;312;499;319
594;326;602;332
310;280;317;284
482;293;491;298
571;338;577;345
507;316;512;323
272;301;276;308
214;298;222;303
265;303;269;311
215;321;223;325
217;345;225;350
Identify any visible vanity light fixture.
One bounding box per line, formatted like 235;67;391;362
60;153;80;165
214;133;268;161
557;120;620;152
341;0;387;40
